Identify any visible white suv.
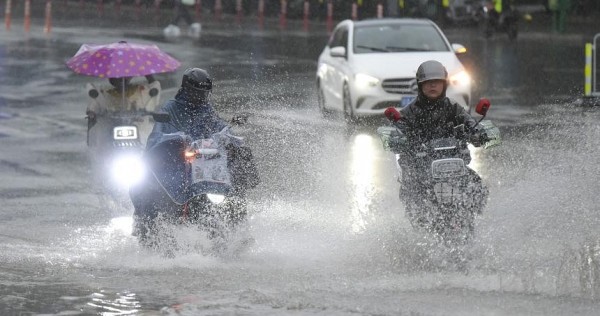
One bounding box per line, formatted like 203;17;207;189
316;18;472;120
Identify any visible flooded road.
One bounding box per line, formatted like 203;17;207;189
0;14;599;315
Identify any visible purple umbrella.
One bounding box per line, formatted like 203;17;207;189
66;41;180;78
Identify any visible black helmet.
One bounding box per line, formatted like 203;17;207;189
416;60;448;84
181;68;212;104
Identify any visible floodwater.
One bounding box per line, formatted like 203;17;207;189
0;10;599;315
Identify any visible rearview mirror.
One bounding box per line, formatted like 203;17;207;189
452;43;467;54
384;107;401;122
475;98;491;116
330;46;346;58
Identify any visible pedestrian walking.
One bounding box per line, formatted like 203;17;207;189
164;0;202;38
549;0;571;33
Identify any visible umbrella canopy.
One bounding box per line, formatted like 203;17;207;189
66;41;180;78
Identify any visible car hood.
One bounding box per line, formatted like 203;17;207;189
350;52;465;79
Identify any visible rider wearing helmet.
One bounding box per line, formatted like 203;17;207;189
399;60;481;145
145;68;227;150
396;60;488;213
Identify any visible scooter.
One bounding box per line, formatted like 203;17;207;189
130;113;259;255
88;110;167;190
85;79;162;192
376;99;501;245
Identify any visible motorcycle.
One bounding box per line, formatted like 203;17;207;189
474;0;519;40
376;99;501;245
130;113;259;255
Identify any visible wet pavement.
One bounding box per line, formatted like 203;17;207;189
0;4;600;316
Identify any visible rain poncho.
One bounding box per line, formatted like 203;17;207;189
146;89;228;151
398;94;479;146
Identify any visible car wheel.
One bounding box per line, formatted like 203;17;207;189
343;83;355;123
317;84;331;118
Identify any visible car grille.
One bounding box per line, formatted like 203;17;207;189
382;78;418;94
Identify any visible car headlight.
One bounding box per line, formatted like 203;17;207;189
449;70;471;87
354;73;380;89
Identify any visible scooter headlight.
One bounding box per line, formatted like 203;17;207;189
207;193;225;204
111;154;146;188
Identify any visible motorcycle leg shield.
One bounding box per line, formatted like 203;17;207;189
466;168;488;214
227;146;260;192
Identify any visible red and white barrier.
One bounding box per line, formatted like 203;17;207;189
115;0;122;15
24;0;31;33
4;0;12;31
376;3;383;18
97;0;104;17
214;0;222;20
4;0;53;34
236;0;242;24
258;0;265;29
196;0;202;21
303;0;309;31
279;0;287;29
44;0;52;34
154;0;161;23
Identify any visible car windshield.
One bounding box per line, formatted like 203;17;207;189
353;23;449;54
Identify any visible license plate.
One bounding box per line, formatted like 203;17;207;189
191;155;231;184
400;96;416;107
431;158;465;179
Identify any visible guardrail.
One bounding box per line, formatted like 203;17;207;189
3;0;53;34
584;33;600;98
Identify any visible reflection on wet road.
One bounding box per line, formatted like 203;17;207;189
0;18;599;315
349;133;378;233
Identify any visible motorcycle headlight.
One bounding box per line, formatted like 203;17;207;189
207;193;225;204
354;73;380;89
111;154;146;188
449;71;471;87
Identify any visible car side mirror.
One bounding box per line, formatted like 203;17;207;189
330;46;346;58
475;98;491;116
451;43;467;54
151;112;171;123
